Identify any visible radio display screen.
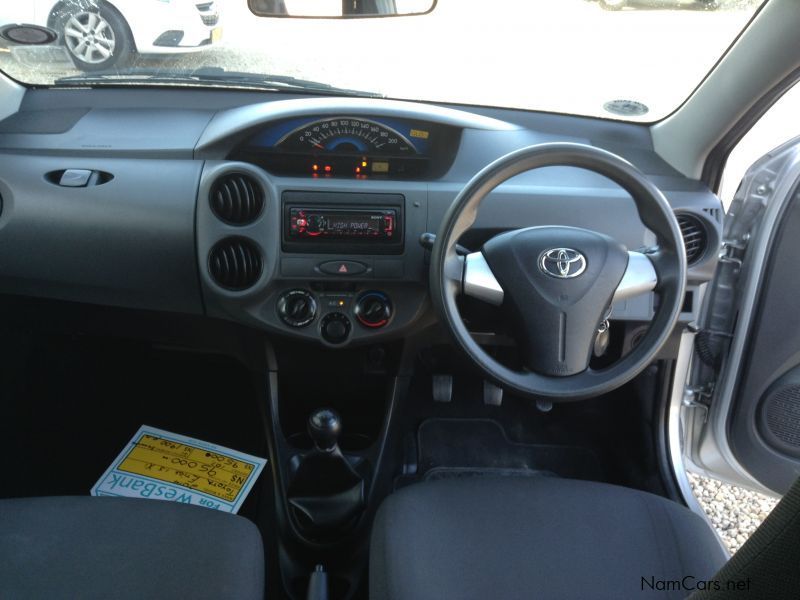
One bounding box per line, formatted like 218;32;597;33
288;208;396;241
282;192;405;255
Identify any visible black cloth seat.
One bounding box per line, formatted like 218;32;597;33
370;477;728;600
0;496;264;599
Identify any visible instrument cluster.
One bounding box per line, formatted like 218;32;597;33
229;115;459;180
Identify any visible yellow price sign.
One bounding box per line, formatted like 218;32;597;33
117;434;255;502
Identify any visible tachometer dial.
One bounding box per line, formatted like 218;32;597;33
276;117;418;156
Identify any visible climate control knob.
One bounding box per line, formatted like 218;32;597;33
321;313;351;344
355;291;393;328
277;289;317;328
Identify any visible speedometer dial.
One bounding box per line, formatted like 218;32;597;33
233;115;448;179
276;117;418;156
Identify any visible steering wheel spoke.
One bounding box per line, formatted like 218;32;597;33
612;251;658;303
463;252;504;305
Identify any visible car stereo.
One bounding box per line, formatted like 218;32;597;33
282;192;404;255
288;208;397;241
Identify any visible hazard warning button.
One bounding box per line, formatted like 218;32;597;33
318;260;368;276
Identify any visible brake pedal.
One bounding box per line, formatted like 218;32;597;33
432;374;453;403
483;380;503;406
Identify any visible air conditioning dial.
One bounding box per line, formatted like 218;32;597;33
277;289;317;328
355;291;392;328
321;313;351;344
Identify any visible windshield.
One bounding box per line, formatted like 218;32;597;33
0;0;764;121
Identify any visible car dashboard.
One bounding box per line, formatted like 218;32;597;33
0;89;722;348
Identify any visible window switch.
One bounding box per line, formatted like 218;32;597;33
59;169;94;187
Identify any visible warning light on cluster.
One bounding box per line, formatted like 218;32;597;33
305;157;401;178
311;163;334;175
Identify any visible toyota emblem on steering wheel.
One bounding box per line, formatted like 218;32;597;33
539;248;587;279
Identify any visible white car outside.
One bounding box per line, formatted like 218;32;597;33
0;0;222;71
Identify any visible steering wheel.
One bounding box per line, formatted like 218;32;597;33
430;143;686;401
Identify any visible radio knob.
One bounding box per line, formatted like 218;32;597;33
321;313;351;344
277;289;317;328
355;292;392;328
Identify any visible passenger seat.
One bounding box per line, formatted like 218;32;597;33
0;496;264;599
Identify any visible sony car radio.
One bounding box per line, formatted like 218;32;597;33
282;191;404;254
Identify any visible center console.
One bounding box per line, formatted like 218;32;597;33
196;163;432;348
197;168;425;596
259;337;406;599
275;191;410;344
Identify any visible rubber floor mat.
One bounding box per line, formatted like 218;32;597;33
416;418;605;481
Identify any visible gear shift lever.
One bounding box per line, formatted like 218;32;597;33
308;408;341;452
287;408;366;538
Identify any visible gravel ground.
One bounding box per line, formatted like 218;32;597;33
688;472;779;554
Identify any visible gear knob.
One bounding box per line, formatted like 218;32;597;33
308;408;342;452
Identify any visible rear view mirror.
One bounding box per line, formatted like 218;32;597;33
249;0;436;18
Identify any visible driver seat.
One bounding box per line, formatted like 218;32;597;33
370;477;727;600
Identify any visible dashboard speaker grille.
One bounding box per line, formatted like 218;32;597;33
210;173;264;225
677;213;708;265
208;237;262;290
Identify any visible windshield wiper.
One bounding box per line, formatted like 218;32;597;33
53;67;383;98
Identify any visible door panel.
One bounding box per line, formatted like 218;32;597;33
729;183;800;493
686;137;800;496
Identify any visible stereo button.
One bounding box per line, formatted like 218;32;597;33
318;261;368;276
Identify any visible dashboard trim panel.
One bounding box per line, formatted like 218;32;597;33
0;89;724;348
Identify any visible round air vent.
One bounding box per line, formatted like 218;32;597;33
677;213;708;266
208;237;263;291
210;173;264;225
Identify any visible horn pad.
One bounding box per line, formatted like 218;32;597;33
482;226;629;375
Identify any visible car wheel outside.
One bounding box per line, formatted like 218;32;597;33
58;3;134;71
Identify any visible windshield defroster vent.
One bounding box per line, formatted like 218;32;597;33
210;173;264;225
208;238;262;291
677;213;708;266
